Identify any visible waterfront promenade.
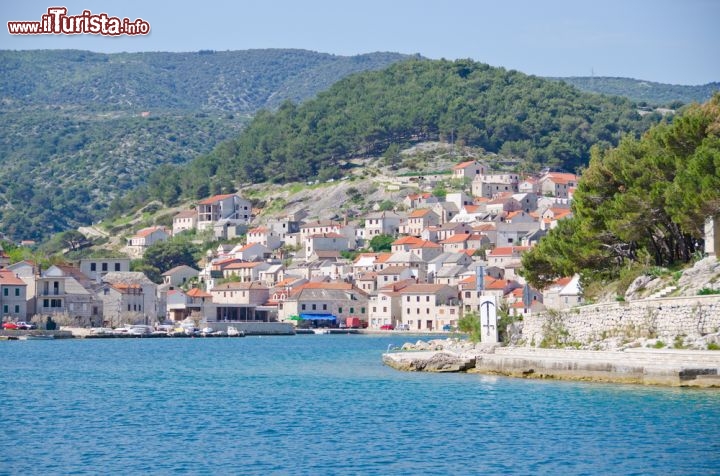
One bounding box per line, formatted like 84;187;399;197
383;345;720;387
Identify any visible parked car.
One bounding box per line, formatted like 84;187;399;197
2;322;19;330
380;324;395;330
16;321;37;330
442;324;454;332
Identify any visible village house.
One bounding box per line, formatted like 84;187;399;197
196;193;252;231
445;191;475;211
172;209;197;235
352;253;381;274
402;209;442;236
257;263;284;287
472;173;520;198
278;282;369;327
391;236;425;253
37;265;102;325
355;271;378;293
299;220;352;242
363;211;404;237
385;251;428;282
398;284;460;331
432;202;460;224
518;177;540;194
126;226;171;255
162;265;199;289
542;275;584;310
101;272;159;324
210;281;271;321
79;258;131;282
431;222;473;242
539;172;578;198
266;214;303;241
5;261;37;316
495;221;540;247
372;253;394;272
165;288;214;322
440;233;489;253
0;269;27;321
427;252;474;280
367;279;416;329
458;275;522;313
541;207;573;230
267;276;307;308
376;265;415;289
487;246;530;271
231;242;270;261
246;226;283;250
305;233;351;257
222;261;271;282
403;192;440;209
452;160;487;181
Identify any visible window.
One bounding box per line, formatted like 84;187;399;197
426;296;430;302
128;305;131;311
14;305;19;313
416;308;420;314
372;307;377;312
416;296;420;302
406;308;410;314
361;307;365;314
2;305;7;313
426;308;430;314
465;291;470;298
90;263;97;271
301;304;306;311
350;307;354;314
338;307;342;314
15;288;20;296
115;263;121;271
312;304;316;311
2;288;7;296
323;304;327;310
383;307;387;313
102;263;108;271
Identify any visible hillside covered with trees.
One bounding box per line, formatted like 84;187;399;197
552;76;720;106
116;58;662;212
0;49;410;240
521;94;720;290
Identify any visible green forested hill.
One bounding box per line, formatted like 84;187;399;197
0;49;411;112
0;49;410;240
552;76;720;106
122;59;660;209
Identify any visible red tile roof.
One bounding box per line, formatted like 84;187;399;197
452;160;477;170
0;270;26;286
392;236;424;246
198;193;237;205
488;246;530;257
186;288;212;298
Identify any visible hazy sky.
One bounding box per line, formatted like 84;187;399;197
2;0;718;85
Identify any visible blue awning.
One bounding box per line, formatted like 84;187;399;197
299;313;337;321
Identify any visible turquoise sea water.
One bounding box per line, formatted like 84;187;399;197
2;335;719;475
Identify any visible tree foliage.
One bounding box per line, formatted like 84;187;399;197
125;58;658;210
369;234;394;252
139;239;200;282
521;94;720;289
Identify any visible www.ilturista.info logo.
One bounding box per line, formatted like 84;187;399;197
7;7;150;36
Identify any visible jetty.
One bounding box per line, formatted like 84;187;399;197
383;346;720;387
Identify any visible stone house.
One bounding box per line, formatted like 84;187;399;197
363;211;404;237
398;284;460;331
278;282;369;326
196;193;252;231
162;265;199;289
172;209;197;235
80;258;131;282
367;279;416;329
0;269;27;321
452;160;486;181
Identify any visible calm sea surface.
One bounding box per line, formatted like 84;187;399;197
2;335;719;475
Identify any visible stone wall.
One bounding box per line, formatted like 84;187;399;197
521;295;720;347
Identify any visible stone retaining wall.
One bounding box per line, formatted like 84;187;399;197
521;296;720;347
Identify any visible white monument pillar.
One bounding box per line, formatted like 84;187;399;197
479;295;498;343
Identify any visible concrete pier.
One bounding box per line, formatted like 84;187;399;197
383;347;720;387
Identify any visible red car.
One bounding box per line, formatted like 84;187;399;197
2;322;19;330
380;324;395;330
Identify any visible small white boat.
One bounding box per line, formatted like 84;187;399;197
19;335;55;340
227;326;245;337
313;329;331;335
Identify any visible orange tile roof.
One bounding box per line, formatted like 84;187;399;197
0;270;26;286
198;193;237;205
459;275;511;291
248;227;269;234
409;209;432;218
411;240;442;249
174;210;196;219
224;261;263;269
463;205;480;213
452;160;476;170
392;236;424;246
186;288;212;298
488;246;530;257
442;234;471;244
375;253;393;263
134;226;167;238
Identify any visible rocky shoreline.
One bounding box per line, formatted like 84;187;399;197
383;338;720;387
